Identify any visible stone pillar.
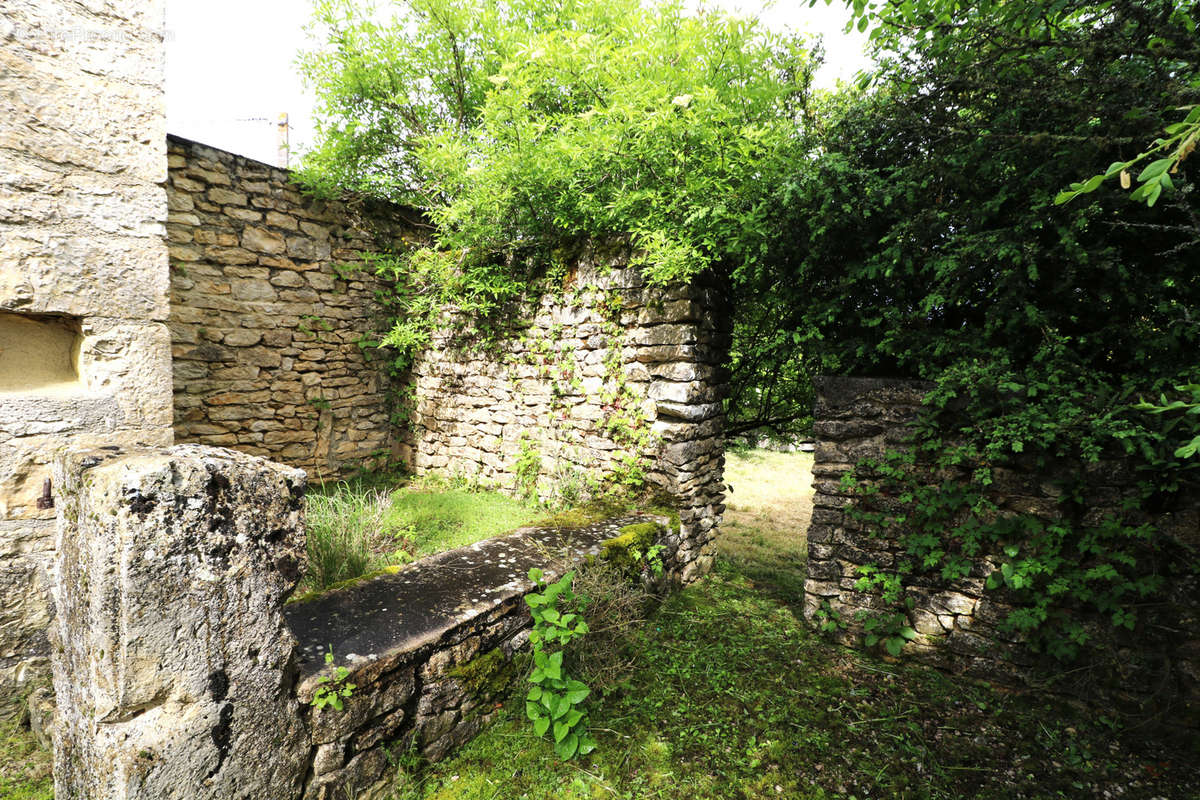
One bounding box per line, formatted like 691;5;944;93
51;445;309;800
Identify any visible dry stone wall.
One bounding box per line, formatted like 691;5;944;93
166;134;412;478
286;513;669;798
0;0;173;690
163;140;729;581
804;376;1200;723
405;252;730;583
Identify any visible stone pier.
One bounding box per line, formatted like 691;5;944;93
51;446;308;800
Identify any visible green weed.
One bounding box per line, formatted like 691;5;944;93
0;692;52;800
382;449;1196;800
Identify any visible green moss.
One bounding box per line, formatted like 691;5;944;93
286;564;404;605
645;506;681;536
599;521;663;572
533;496;636;530
449;649;526;706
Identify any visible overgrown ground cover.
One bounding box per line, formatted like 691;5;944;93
383;450;1197;799
5;453;1195;799
0;685;52;800
302;475;546;592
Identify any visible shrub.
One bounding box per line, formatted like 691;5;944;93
304;483;392;591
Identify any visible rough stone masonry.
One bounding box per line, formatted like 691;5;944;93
51;446;309;800
804;376;1200;723
167;134;413;478
50;444;677;800
0;0;173;691
405;251;730;584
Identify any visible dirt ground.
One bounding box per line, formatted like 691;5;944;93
718;448;814;589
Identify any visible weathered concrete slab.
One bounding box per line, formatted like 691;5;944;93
286;515;656;680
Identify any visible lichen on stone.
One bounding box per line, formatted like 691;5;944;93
447;648;524;705
533;496;635;530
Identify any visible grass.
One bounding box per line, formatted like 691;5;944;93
301;474;545;594
0;688;53;800
720;448;813;599
379;449;1197;800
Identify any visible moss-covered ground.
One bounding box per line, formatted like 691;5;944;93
383;450;1197;800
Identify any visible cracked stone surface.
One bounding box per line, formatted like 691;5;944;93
286;515;658;681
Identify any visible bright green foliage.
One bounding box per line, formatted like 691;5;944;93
304;482;387;590
0;690;52;800
302;0;812;278
312;649;357;711
853;566;918;657
299;0;816;436
393;568;1199;799
782;0;1200;658
299;477;544;597
513;433;542;499
598;521;663;575
842;451;1179;661
1057;106;1200;207
814;0;1200;208
415;4;812;285
524;567;597;760
1135;384;1200;460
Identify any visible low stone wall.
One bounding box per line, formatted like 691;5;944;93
166;135;415;478
406;249;729;583
804;376;1200;722
286;514;655;799
52;445;669;800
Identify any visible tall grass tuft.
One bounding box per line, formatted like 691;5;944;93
304;483;392;591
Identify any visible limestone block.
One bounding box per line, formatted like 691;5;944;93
242;226;286;254
266;211;299;231
1;232;168;319
230;278;278;302
51;445;309;800
0;549;52;685
79;319;175;431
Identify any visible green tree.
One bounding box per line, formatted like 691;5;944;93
300;0;820;433
785;0;1200;657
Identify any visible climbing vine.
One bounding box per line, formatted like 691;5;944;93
839;381;1196;663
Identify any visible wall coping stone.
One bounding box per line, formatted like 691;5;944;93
286;513;665;692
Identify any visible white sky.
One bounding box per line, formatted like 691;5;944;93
165;0;871;167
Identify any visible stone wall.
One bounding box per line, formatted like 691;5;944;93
0;0;173;690
162;139;729;580
52;444;670;800
166;134;413;478
284;515;660;800
405;250;730;583
804;376;1200;723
